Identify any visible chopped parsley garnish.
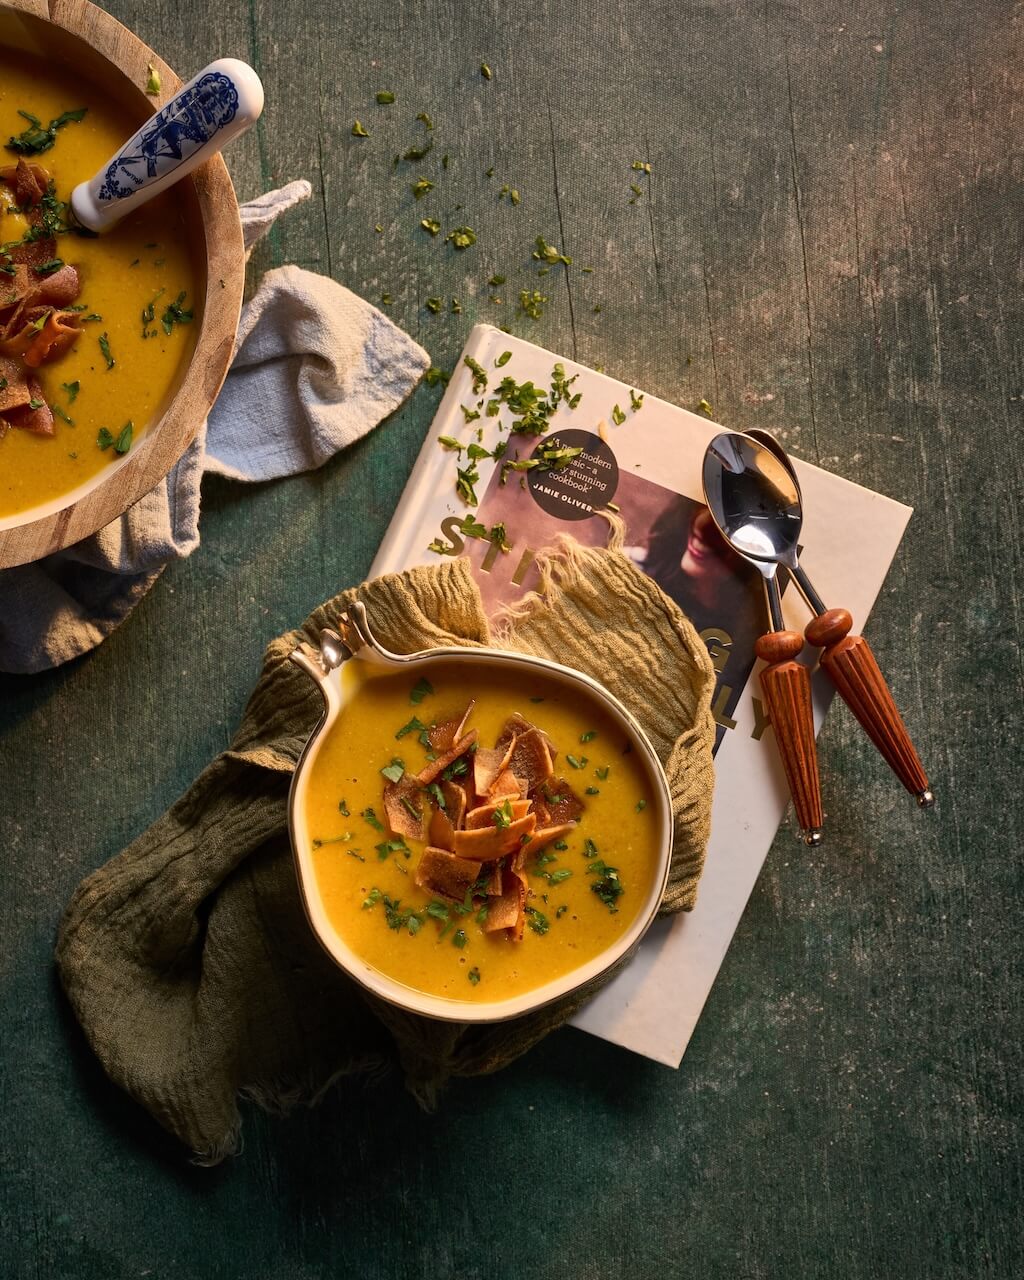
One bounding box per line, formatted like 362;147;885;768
492;799;513;830
452;929;468;949
28;397;44;410
6;107;87;156
420;218;441;236
585;787;600;796
146;64;162;95
376;91;396;104
351;119;369;137
416;112;434;130
480;63;493;79
98;332;114;370
425;296;443;314
636;799;647;813
587;861;624;912
468;966;481;985
596;766;610;781
488;274;506;287
519;288;548;319
362;807;385;831
33;258;63;275
612;404;627;425
96;422;133;454
424;366;450;387
395;715;431;747
553;840;569;852
456;460;479;505
380;758;405;783
375;838;410;861
411;177;434;199
410;677;434;704
565;754;587;770
446;226;476;249
525;907;549;935
161;292;193;335
339;800;350;816
632;160;652;173
580;731;598;743
532;235;571;266
441;756;469;781
697;398;714;418
52;405;73;426
402;140;432;161
427;782;446;809
495;350;512;367
463;355;488;393
583;838;599;858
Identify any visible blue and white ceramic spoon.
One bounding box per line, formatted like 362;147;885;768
70;58;264;233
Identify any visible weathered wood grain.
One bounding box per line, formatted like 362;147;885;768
1;0;1022;1277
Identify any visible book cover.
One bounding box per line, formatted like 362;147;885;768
372;323;911;1066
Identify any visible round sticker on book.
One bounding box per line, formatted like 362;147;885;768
526;429;619;521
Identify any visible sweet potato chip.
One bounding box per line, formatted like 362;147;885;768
473;738;516;797
427;700;476;752
521;822;578;855
536;777;584;826
452;812;537;861
415;847;481;902
416;729;478;785
497;713;557;766
464;798;532;830
383;774;430;842
506;729;554;795
488;768;527;800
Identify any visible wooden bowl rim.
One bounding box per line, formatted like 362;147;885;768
0;0;244;567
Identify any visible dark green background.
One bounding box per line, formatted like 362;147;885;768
2;1;1021;1276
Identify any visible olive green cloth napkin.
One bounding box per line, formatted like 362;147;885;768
56;548;715;1162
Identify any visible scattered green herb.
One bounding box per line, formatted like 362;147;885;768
532;235;571;266
697;398;714;418
351;119;369;137
402;139;433;161
636;799;647;812
339;800;350;816
468;966;481;985
410;677;433;705
446;225;476;249
519;288;548;319
425;296;443;314
98;332;114;370
630;389;644;412
411;177;434;199
525;906;549;935
596;766;610;781
420;217;441;236
376;91;396;105
146;63;161;95
161;292;193;336
587;861;624;911
52;405;73;426
416;111;434;130
362;807;385;831
32;258;63;275
425;366;450;387
464;355;488;394
612;404;627;425
6;107;87;156
380;758;406;784
480;62;493;79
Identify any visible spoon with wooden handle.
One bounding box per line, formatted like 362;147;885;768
70;58;264;233
743;428;933;807
702;433;825;846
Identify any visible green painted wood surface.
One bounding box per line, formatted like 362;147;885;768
1;1;1022;1276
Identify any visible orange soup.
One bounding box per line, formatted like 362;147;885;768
300;660;661;1003
0;49;198;519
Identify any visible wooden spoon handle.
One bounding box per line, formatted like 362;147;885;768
755;631;824;845
805;610;933;805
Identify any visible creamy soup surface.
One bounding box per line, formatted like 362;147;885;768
0;49;198;519
301;659;661;1003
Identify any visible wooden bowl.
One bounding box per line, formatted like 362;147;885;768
0;0;243;568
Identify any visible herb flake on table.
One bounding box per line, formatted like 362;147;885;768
532;235;571;266
376;91;396;105
416;112;434;130
480;63;493;79
446;226;476;249
420;218;441;236
411;177;434;200
351;119;369;137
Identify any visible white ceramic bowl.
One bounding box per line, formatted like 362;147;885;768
287;603;674;1023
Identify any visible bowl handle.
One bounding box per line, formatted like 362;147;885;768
70;58;264;233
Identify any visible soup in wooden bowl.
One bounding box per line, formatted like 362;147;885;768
288;605;674;1023
0;0;243;566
